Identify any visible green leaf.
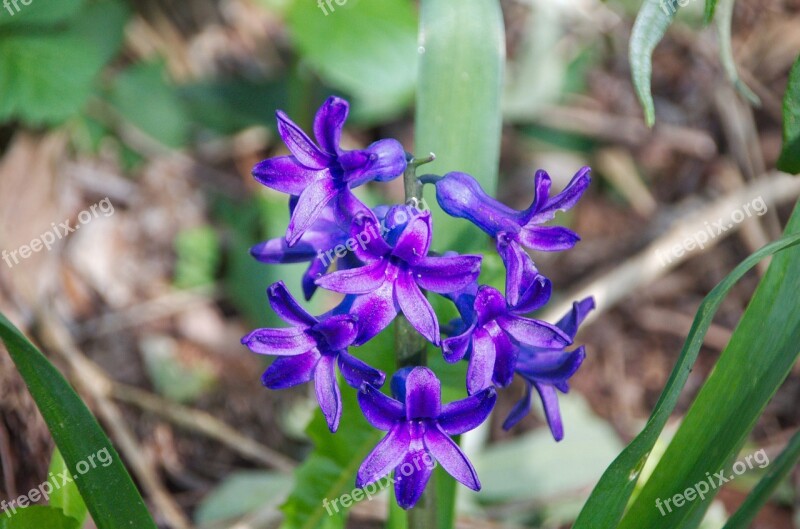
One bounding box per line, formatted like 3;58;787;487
629;0;677;126
0;506;80;529
0;0;84;28
416;0;505;252
777;54;800;174
617;202;800;528
285;0;418;121
571;227;800;529
0;313;158;529
195;471;293;525
173;226;221;289
722;430;800;529
48;449;88;526
715;0;759;105
0;0;128;125
108;61;190;148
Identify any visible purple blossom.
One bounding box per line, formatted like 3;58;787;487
503;297;595;440
253;96;407;245
241;281;385;432
316;207;482;345
432;168;590;306
442;285;572;394
357;367;496;509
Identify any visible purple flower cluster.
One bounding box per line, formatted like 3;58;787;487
241;97;594;509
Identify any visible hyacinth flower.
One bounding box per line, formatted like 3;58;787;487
316;207;482;345
503;297;595;440
241;281;385;432
429;168;590;306
442;285;572;394
252;96;407;244
357;367;496;509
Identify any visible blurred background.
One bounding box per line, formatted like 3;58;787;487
0;0;798;528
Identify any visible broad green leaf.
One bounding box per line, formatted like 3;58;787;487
195;471;293;525
173;226;221;289
0;0;128;125
108;61;190;148
285;0;418;121
571;227;800;529
715;0;759;105
777;54;800;174
723;430;800;529
618;200;800;528
0;0;83;28
629;0;677;126
48;449;88;526
416;0;505;251
0;506;79;529
0;313;158;529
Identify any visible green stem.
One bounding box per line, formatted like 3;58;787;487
395;154;437;529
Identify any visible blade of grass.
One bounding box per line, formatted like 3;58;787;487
572;227;800;529
0;313;158;529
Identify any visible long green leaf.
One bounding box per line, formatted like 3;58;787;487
715;0;759;105
416;0;505;251
48;449;88;525
0;313;158;529
0;506;80;529
571;228;800;529
777;54;800;174
723;429;800;529
618;202;800;528
629;0;677;127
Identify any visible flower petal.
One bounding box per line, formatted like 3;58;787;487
313;96;348;155
314;355;342;432
424;425;480;490
349;212;391;262
517;346;586;385
357;424;411;488
392;213;432;264
525;166;591;225
394;448;434;510
261;351;320;389
312;314;358;351
501;381;533;431
276;110;333;169
404;367;441;419
340;139;407;187
441;325;474;363
252;156;324;195
486;323;518;387
498;315;572;349
556;297;596;338
467;329;496;394
315;258;388;294
357;383;404;430
267;281;317;328
241;327;315;356
519;170;553;223
250;237;317;264
518;225;580;252
341;283;399;345
395;270;440;345
302;257;330;301
534;382;565;441
438;387;497;435
286;178;340;245
412;255;482;294
433;172;520;236
496;237;527;307
338;352;386;389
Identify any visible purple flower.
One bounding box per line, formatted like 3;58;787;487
249;204;348;301
503;297;595;440
316;207;482;345
241;281;385;432
442;285;572;394
357;367;496;509
253;96;407;245
432;168;590;306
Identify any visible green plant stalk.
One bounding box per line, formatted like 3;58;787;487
395;156;437;529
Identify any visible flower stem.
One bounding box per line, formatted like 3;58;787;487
395;154;438;529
